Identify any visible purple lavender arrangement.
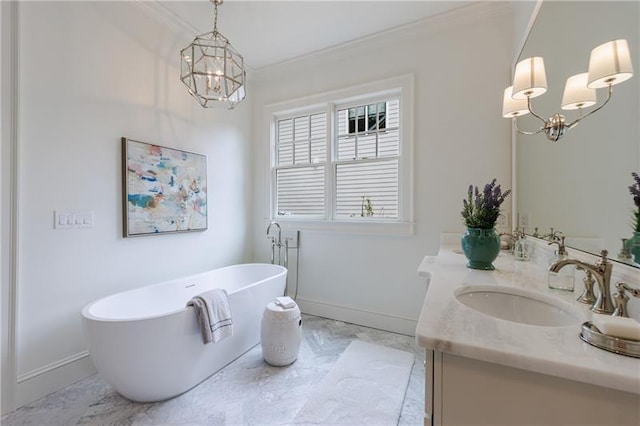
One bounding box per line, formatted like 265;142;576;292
462;178;511;229
630;172;640;232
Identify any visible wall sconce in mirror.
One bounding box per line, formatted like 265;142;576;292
502;39;633;142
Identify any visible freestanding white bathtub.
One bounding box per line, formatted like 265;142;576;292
81;263;287;402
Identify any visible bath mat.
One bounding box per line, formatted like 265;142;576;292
292;340;414;425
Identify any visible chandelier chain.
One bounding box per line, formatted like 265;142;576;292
212;0;220;33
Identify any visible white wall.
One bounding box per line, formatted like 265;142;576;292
8;1;253;409
251;2;514;334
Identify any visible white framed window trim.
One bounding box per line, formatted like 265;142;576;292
264;75;414;235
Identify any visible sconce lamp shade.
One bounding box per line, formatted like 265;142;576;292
561;73;597;110
587;39;633;88
512;57;548;99
502;86;530;118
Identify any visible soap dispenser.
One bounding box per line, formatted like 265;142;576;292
513;229;532;261
548;237;575;291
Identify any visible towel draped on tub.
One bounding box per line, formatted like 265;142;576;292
187;289;233;344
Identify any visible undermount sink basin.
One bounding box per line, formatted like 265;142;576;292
455;285;579;327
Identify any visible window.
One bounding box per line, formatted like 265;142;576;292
335;99;399;219
275;113;326;217
267;76;413;234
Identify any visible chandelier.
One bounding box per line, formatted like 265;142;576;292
502;39;633;142
180;0;246;109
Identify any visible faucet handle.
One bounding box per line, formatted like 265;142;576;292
548;236;567;256
577;270;597;305
612;282;640;317
596;250;610;266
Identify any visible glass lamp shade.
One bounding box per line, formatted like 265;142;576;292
587;39;633;89
502;86;530;118
512;57;548;99
561;73;597;110
180;31;246;109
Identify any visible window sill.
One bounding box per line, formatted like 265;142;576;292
266;218;414;236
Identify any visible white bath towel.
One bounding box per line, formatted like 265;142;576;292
187;289;233;344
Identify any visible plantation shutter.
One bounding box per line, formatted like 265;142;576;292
335;99;400;218
274;113;327;217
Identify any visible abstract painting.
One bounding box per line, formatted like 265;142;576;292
122;138;207;237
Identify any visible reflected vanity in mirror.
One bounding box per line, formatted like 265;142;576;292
513;1;639;268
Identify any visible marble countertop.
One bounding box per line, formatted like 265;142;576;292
415;245;640;395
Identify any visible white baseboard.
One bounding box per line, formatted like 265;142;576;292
296;297;417;336
15;351;96;409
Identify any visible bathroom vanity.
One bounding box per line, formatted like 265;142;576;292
416;238;640;426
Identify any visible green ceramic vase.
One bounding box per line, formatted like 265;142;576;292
624;231;640;264
461;227;501;270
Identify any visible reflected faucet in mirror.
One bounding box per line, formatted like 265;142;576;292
503;39;634;142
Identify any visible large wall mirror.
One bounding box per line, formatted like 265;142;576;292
515;1;639;267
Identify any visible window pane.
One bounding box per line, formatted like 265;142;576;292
294;116;309;140
357;106;365;133
310;114;325;139
278;142;293;166
348;108;356;134
277;119;294;166
311;139;325;163
310;114;326;162
378;129;399;157
357;133;377;159
276;166;325;216
386;99;399;128
337;109;349;135
294;140;309;164
337;135;355;160
335;159;398;218
378;102;386;130
278;119;293;143
367;103;377;131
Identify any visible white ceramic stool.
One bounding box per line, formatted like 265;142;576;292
260;299;302;366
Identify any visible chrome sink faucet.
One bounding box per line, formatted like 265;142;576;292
549;250;614;314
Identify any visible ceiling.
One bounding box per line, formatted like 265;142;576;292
158;0;474;70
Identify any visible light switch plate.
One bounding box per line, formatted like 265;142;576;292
54;210;94;229
518;212;530;229
496;214;508;228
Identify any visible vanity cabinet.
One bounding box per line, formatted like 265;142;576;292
417;242;640;426
424;350;640;426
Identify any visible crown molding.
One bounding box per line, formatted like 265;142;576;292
129;0;201;40
254;1;512;74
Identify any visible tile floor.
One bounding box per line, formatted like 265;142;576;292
2;315;424;426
